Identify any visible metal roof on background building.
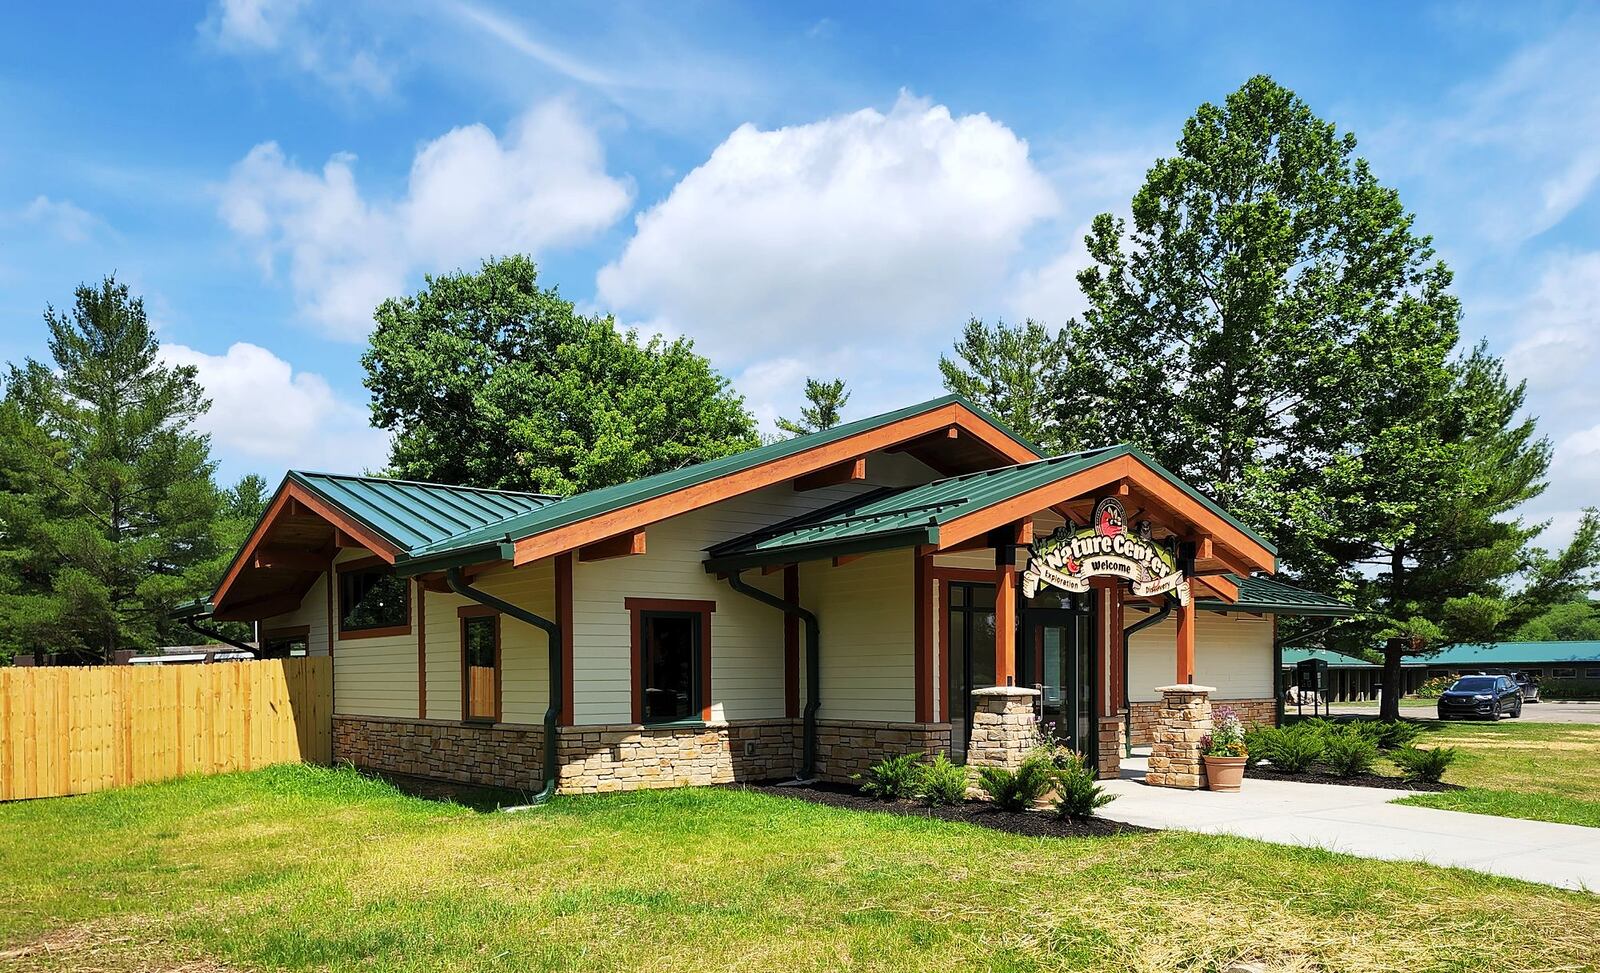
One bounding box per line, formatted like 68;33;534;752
1197;575;1355;617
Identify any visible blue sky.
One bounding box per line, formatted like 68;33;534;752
2;2;1597;548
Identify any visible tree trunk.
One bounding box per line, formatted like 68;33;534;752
1380;637;1406;721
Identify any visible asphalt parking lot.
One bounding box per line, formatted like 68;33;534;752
1329;700;1600;723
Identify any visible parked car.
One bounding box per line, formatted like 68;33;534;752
1513;671;1541;703
1437;674;1523;720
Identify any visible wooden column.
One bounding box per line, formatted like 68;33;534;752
913;552;934;721
1175;595;1196;685
992;521;1029;687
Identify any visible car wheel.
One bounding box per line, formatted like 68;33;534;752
1514;702;1523;718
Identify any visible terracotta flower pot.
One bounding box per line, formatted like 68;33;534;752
1204;755;1247;792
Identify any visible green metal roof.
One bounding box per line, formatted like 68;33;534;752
395;393;1041;570
1281;647;1379;668
1197;575;1354;617
1418;641;1600;666
704;446;1277;572
287;471;560;555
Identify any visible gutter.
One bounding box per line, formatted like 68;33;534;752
722;569;821;780
181;616;261;658
446;566;562;806
703;527;937;576
1121;594;1175;757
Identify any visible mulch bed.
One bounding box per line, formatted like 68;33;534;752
739;781;1151;838
1244;767;1460;792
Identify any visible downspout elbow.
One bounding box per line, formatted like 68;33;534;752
447;567;562;806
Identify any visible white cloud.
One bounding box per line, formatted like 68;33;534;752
200;0;393;97
15;196;101;243
596;92;1058;367
162;341;389;474
1503;251;1600;398
218;100;633;340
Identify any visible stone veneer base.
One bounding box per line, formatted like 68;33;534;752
1128;697;1275;746
333;714;951;794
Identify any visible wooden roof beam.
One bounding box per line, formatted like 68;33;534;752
794;457;868;491
579;528;647;562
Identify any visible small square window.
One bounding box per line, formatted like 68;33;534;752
339;565;410;634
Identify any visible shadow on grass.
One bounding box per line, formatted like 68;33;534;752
356;770;541;813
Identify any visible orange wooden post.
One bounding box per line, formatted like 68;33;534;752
1175;594;1196;685
992;520;1030;687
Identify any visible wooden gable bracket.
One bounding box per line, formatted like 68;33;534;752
579;528;648;562
832;553;866;567
416;563;497;593
793;457;868;491
252;547;333;572
333;528;363;549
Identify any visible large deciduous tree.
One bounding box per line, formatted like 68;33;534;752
0;277;223;661
939;317;1064;450
1056;75;1600;719
363;256;759;495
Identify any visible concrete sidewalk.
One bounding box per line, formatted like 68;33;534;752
1099;756;1600;891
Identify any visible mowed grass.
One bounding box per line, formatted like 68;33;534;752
1392;720;1600;826
3;766;1599;973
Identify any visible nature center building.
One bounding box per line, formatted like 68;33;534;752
192;395;1349;795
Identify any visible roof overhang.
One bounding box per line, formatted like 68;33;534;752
511;399;1039;567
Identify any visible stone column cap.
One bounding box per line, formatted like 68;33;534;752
971;685;1041;697
1155;683;1217;694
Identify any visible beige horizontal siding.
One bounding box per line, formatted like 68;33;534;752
259;572;330;656
1127;610;1274;701
801;550;915;723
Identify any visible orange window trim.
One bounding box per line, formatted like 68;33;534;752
556;553;575;726
460;611;502;724
625;597;715;725
335;559;413;641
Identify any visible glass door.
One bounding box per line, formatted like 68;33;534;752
946;581;996;759
1022;598;1096;761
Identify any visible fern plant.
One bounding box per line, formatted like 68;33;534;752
916;753;970;807
1323;728;1378;777
1053;758;1116;819
977;756;1054;812
1392;745;1458;783
854;753;923;800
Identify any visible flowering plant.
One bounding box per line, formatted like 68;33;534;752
1201;705;1248;758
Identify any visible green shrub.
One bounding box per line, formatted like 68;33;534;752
1243;726;1281;768
1323;729;1378;777
1414;675;1455;699
916;753;969;807
1267;724;1325;773
854;753;923;800
1542;678;1600;701
977;756;1055;812
1392;745;1458;783
1370;720;1421;751
1053;756;1116;819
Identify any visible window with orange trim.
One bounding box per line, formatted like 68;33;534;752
626;598;713;725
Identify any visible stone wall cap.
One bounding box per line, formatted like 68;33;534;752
1155;684;1217;694
971;686;1042;697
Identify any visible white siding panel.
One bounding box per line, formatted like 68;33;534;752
1127;610;1274;701
418;560;555;724
801;550;915;722
332;547;418;719
570;482;876;725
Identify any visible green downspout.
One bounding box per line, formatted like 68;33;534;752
724;570;820;780
447;567;561;805
1121;594;1175;757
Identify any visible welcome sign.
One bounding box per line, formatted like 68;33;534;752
1021;497;1190;604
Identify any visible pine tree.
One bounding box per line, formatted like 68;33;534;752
938;318;1064;451
776;377;850;437
0;277;222;661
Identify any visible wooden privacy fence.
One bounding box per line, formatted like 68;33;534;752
0;657;331;801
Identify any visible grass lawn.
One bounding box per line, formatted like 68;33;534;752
3;766;1599;973
1390;721;1600;827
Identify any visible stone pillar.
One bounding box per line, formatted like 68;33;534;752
967;686;1040;768
1145;684;1214;789
1096;715;1125;779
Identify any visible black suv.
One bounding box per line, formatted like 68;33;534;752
1437;674;1523;721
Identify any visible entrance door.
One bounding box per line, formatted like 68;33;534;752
1023;606;1095;760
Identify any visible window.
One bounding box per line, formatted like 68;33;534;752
1587;668;1600;679
1555;668;1577;678
626;598;714;725
338;560;410;636
460;609;500;722
261;626;309;659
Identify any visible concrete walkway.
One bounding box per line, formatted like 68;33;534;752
1099;755;1600;891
